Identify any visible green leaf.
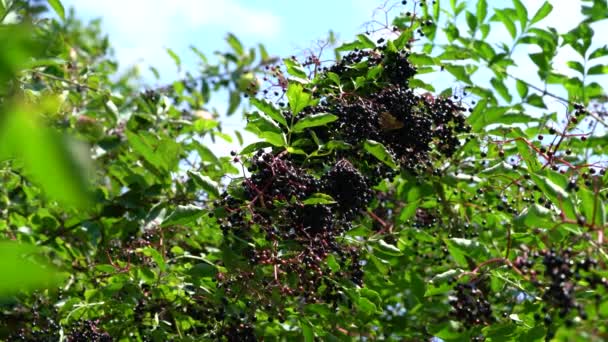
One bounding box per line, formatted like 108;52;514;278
490;77;512;102
514;204;554;228
357;34;376;49
588;64;608;75
516;79;529;98
137;247;167;272
301;321;314;342
302;193;336;205
526;94;546;108
0;242;60;296
286;83;312;116
292;113;338;133
166;48;181;70
469;105;510;131
250;98;287;127
240;141;273;155
336;40;367;52
466;11;477;32
494;10;517;39
226;33;244;56
531;1;553;24
188;171;220;198
283;58;308;80
516;139;541;171
476;0;488;23
47;0;65;20
445;238;487;267
408;53;435;66
356;297;377;315
363;140;397;169
567;61;585;74
512;0;528;29
227;90;241;116
374;239;403;256
589;45;608;60
529;173;576;219
444;64;473;84
126;130;181;173
161;205;205;227
245;111;286;147
0;104;92;209
579;188;605;227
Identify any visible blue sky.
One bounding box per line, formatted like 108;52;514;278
62;0;375;82
61;0;607;156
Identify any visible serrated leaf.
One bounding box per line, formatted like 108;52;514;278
287;83;312;116
188;171;220;198
250;98;287;127
363;140;397;169
284;58;308;79
292;113;338;133
161;205;205;227
245;111;286;147
529;173;576;219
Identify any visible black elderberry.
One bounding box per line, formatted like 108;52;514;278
449;283;493;327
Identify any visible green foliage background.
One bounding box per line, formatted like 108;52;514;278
0;0;608;340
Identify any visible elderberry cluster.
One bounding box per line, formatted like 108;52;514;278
306;47;470;173
449;282;494;327
538;249;603;319
322;159;373;218
65;320;112;342
216;151;373;310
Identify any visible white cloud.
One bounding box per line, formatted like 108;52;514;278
67;0;281;74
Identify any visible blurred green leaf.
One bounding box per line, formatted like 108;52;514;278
0;103;92;209
188;170;220;198
226;33;244;56
0;242;60;297
161;205;204;227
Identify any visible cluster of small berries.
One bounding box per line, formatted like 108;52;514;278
449;282;494;327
